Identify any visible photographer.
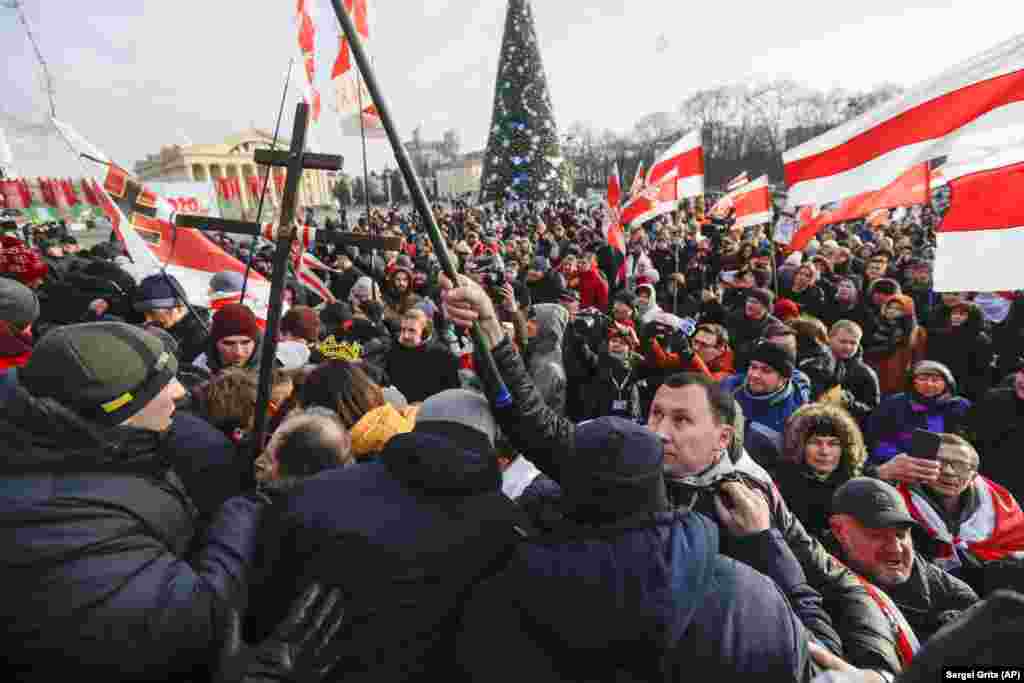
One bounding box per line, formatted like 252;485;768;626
563;302;606;421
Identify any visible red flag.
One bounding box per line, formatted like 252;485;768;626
17;179;32;208
62;178;79;207
39;178;58;207
604;163;624;255
103;165;130;199
81;178;100;206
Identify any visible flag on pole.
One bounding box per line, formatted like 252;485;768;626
332;0;386;139
783;33;1024;209
296;0;322;122
933;145;1024;292
620;130;704;226
725;171;749;192
604;163;625;254
629;162;645;199
732;175;773;228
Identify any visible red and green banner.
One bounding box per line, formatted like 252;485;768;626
216;177;243;220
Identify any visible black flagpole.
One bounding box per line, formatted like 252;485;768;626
328;0;511;405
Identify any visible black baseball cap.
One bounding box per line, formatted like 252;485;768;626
832;478;918;528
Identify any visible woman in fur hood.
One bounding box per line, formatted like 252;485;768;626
772;402;867;541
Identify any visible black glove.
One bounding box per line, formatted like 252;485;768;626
215;583;347;683
664;329;693;360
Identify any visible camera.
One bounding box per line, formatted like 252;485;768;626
473;256;507;289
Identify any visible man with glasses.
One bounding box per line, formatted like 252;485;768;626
896;433;1024;594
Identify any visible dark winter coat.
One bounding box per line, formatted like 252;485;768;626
385;341;461;404
479;337;905;676
331;264;367;303
773;462;853;543
582;351;646;422
834;351;882;425
168;411;251;525
167;308;210;365
924;304;994;401
883;554;978;643
456;514;821;682
970;387;1024;503
246;428;531;682
0;387;264;682
797;338;839;400
784;284;829;321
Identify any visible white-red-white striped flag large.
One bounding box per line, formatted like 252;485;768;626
783;33;1024;209
933;144;1024;292
732;175;773;228
621;130;704;226
604;163;625;256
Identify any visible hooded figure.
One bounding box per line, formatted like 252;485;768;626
635;282;663;325
924;302;993;401
527;303;569;416
863;294;927;396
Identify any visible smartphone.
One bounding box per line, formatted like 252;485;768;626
911;429;942;461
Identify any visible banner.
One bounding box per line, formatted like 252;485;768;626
147;180;221;217
216;177;243;220
621;130;704;226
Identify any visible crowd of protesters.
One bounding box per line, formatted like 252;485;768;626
0;195;1022;682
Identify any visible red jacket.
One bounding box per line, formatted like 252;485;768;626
578;264;609;311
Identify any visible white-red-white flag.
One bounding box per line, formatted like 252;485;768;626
732;175;773;228
621;130;704;226
784;33;1024;209
296;0;322;123
933;145;1024;292
629;162;645;199
725;171;749;192
332;0;386;139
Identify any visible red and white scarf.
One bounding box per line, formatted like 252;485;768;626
898;477;1024;570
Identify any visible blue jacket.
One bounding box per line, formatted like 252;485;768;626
0;387;264;682
168;411;249;524
866;392;972;465
721;373;808;459
456;512;817;681
0;367;16;409
247;427;531;681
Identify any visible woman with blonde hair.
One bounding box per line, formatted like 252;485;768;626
773;402;867;541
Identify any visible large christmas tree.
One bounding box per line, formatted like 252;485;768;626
480;0;565;203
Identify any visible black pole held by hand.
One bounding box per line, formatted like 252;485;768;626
328;0;512;407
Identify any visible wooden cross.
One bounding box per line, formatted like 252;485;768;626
174;102;344;461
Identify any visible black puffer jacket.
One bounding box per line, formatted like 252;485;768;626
479;337;904;677
0;387;264;682
834;350;882;425
167;308;210;365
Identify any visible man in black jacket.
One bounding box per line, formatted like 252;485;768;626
441;274;907;681
829;320;882;426
828;478;978;645
384;308;460;403
0;322;265;681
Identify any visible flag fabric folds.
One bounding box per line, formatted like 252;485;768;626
332;0;386;138
783;33;1024;209
933;145;1024;292
620;130;704;227
732;175;773;229
296;0;322;122
726;171;749;192
629;162;645;199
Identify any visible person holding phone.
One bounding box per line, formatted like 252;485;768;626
866;361;972;474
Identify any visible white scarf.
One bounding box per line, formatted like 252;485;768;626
501;456;542;500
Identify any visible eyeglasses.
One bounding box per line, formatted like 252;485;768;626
936;458;975;476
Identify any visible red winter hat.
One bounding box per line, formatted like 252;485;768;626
773;298;801;321
210;303;261;345
0;235;48;285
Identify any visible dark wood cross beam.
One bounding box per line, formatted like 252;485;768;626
168;102;342;463
174;214;404;253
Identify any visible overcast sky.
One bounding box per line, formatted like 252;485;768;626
2;1;1022;181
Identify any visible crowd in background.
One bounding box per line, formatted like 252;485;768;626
1;196;1022;682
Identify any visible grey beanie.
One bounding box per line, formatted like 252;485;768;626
0;276;40;326
416;388;498;446
210;270;245;294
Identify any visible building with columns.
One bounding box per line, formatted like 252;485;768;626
133;129;342;214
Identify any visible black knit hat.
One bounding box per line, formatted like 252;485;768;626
748;339;796;377
562;416;670;523
20;322;178;426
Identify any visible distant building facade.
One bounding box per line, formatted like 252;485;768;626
436;151;484;199
134;129;343;212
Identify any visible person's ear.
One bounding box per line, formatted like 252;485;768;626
717;423;734;452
